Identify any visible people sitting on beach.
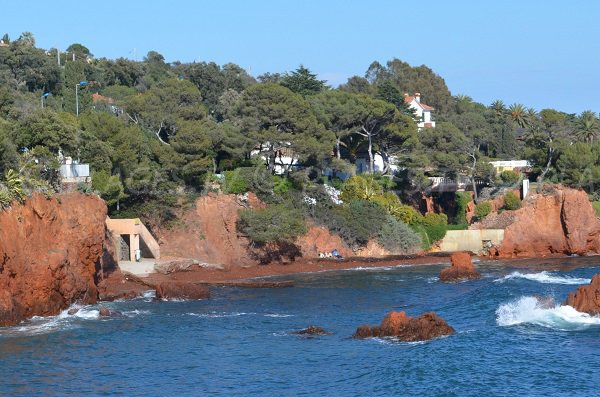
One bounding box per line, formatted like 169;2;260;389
332;249;343;260
318;252;325;258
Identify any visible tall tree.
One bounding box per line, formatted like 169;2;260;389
280;65;326;96
575;110;600;144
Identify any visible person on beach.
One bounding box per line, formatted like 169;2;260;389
332;249;343;260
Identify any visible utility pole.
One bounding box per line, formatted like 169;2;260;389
57;49;61;66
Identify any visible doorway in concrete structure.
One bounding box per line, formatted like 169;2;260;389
105;218;161;276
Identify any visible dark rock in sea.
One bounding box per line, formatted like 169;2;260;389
155;281;210;300
67;308;80;315
564;274;600;315
439;251;481;282
353;311;454;342
99;306;111;317
291;325;333;335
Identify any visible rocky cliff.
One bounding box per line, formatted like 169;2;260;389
564;274;600;315
494;187;600;258
0;193;106;326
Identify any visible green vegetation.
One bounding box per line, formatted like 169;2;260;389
2;31;600;252
503;191;521;210
238;205;307;244
474;201;492;220
593;201;600;217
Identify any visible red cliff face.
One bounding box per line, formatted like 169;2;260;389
439;251;481;282
495;187;600;258
564;274;600;315
353;310;454;342
0;193;106;326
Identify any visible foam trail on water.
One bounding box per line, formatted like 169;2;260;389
495;271;589;285
496;296;600;330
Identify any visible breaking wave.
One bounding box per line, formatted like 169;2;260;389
496;296;600;330
495;271;589;285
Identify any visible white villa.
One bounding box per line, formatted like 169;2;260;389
404;92;435;129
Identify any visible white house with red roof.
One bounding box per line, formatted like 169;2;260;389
404;92;435;129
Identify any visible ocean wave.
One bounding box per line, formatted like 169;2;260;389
186;311;253;318
494;271;589;285
496;296;600;330
263;313;294;318
0;304;148;337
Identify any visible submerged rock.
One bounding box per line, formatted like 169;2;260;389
353;311;454;342
67;308;80;316
98;306;111;317
155;281;210;300
291;325;333;335
564;274;600;315
439;252;481;282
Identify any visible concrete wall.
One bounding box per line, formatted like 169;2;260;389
440;229;505;253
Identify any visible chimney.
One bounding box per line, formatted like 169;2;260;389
415;92;421;103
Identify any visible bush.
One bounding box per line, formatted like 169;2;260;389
391;204;423;225
500;170;520;185
593;201;600;217
410;224;432;250
340;175;382;202
447;223;468;230
455;191;472;225
420;212;448;243
238;204;307;244
223;167;274;198
504;191;521;210
378;217;422;254
474;201;492;220
272;175;293;195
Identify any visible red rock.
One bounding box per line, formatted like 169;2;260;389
155;281;210;300
439;252;481;282
564;274;600;315
353;310;454;342
0;193;106;326
496;186;600;258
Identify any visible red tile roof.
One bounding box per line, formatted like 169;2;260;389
404;95;434;111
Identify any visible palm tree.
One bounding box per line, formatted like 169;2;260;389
490;100;506;117
575;110;600;144
509;103;528;128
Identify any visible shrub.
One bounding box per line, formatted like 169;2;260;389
371;191;401;211
420;212;448;243
378;217;422;254
238;204;307;244
504;191;521;210
410;224;432;250
593;201;600;217
447;223;468;230
455;191;472;225
474;201;492;220
391;204;423;225
223;167;274;198
340;175;382;202
500;170;520;185
272;175;293;195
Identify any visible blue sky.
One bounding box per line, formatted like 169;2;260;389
2;0;599;113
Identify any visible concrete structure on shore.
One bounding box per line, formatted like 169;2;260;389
105;218;160;276
440;229;505;254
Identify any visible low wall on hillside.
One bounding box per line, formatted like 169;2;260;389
440;229;505;254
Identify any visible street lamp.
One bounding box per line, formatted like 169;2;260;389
75;81;88;116
41;92;50;109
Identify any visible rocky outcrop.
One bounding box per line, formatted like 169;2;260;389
155;281;210;300
0;193;106;326
494;187;600;258
564;274;600;315
291;325;333;335
353;311;454;342
296;225;352;258
439;251;481;282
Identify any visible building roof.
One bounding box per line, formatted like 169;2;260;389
404;94;434;111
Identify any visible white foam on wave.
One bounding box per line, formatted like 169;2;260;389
187;311;253;318
496;296;600;330
495;271;589;285
263;313;294;318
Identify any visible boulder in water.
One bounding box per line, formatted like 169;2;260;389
439;252;481;282
67;308;80;315
155;281;210;300
564;274;600;315
98;306;111;317
291;325;333;335
353;311;454;342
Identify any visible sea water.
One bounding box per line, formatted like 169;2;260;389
2;257;600;396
